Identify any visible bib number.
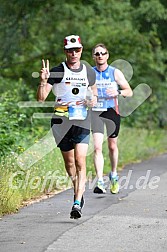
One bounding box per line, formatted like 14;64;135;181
92;99;107;111
68;106;87;120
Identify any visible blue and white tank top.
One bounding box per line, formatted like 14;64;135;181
92;65;118;111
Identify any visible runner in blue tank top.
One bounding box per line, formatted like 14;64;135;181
91;43;133;194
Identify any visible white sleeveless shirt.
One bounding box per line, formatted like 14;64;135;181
52;62;89;104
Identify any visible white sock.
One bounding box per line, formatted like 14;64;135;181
98;178;104;184
111;172;117;178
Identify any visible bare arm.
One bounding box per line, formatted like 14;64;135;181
90;83;98;106
37;83;52;102
114;69;133;97
90;83;98;97
37;59;52;102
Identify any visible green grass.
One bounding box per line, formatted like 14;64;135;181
118;126;167;169
0;126;167;216
86;126;167;176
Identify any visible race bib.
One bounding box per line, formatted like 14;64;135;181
92;99;107;111
68;106;87;120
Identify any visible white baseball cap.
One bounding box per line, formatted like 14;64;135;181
64;35;83;49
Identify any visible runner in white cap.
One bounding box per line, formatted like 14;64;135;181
37;35;97;219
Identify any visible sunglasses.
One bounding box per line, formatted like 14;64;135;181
65;48;82;53
94;51;108;57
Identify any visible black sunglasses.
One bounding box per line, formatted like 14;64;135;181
65;48;82;53
94;51;108;56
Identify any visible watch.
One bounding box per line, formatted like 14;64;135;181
117;90;121;95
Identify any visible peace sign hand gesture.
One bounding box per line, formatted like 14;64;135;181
40;59;50;84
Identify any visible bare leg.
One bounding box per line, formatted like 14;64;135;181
61;149;78;195
93;132;104;180
74;143;88;202
108;137;118;174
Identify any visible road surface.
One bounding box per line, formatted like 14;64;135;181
0;153;167;252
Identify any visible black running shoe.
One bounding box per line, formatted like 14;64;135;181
70;204;82;219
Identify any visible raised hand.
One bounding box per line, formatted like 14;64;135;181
40;59;50;83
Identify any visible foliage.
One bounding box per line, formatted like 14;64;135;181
0;78;49;158
0;79;26;156
0;0;166;128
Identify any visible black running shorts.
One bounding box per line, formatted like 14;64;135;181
51;111;90;151
91;108;120;138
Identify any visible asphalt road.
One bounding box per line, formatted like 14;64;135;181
0;153;167;252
